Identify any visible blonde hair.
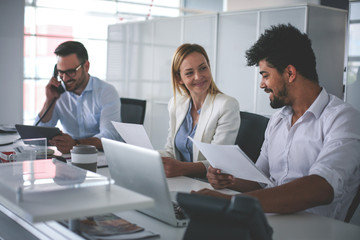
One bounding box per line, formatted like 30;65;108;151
171;43;221;99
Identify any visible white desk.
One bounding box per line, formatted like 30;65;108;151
97;168;360;240
111;209;360;240
2;172;359;239
1;140;360;239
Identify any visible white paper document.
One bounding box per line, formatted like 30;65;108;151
112;121;154;149
189;137;274;186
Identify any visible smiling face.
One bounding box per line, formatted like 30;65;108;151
178;52;212;100
259;60;289;109
57;53;89;95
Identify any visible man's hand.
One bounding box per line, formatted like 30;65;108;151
49;133;76;154
191;188;232;200
162;157;184;178
45;76;62;101
207;165;235;189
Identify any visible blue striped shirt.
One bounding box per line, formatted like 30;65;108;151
175;101;201;162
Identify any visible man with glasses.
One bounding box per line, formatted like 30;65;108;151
36;41;121;153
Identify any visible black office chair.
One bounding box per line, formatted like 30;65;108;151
235;111;269;163
120;98;147;125
345;185;360;223
177;193;273;240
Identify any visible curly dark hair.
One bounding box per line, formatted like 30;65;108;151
54;41;88;64
245;24;318;83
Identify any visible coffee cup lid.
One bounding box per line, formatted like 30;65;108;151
71;145;98;154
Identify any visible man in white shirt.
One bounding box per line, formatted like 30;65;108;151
196;24;360;220
36;41;121;153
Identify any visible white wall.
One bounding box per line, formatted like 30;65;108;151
0;0;24;125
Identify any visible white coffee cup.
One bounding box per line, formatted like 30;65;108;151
70;145;98;172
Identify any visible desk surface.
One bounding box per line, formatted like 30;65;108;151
112;209;360;240
1;140;360;239
97;168;360;240
4;178;360;240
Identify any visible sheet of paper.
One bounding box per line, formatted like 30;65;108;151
189;137;273;186
112;121;154;149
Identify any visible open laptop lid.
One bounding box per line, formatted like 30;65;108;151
102;138;187;227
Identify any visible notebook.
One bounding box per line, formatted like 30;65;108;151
101;138;188;227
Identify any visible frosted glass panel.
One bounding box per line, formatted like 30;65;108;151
106;42;126;81
153;46;177;82
259;8;306;33
128;44;153;81
152;82;172;101
183;14;217;65
108;24;126;41
154;19;181;46
128;81;153;99
129;22;153;44
216;12;257;112
308;7;346;99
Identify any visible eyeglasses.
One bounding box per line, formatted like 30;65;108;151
57;62;84;79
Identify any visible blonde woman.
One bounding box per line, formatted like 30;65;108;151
159;43;240;178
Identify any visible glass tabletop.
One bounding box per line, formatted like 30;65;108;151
0;159;113;193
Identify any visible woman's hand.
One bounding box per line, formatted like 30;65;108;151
207;165;235;189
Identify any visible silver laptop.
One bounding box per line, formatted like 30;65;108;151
102;138;188;227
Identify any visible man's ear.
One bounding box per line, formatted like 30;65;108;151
84;60;90;72
286;65;297;83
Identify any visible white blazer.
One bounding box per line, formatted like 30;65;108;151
159;93;241;170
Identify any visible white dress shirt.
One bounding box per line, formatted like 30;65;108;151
35;76;121;141
256;88;360;220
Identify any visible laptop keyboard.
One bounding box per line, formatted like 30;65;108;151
173;203;186;220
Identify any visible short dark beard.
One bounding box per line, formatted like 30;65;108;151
270;83;287;109
70;68;87;94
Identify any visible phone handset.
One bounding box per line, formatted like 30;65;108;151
35;64;64;126
53;64;65;94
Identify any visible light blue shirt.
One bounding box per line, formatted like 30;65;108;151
175;101;200;162
35;76;121;141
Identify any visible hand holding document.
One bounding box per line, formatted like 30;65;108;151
189;137;274;186
111;121;154;149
